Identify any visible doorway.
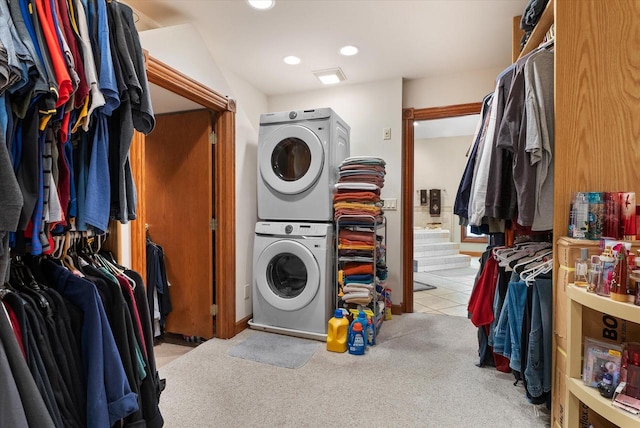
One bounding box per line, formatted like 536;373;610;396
128;56;237;339
144;110;214;339
401;103;482;313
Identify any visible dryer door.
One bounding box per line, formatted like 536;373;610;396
255;239;320;311
259;124;324;195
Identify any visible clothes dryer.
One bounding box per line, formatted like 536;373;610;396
257;108;350;221
249;221;334;341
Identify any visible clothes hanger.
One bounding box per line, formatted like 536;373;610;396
519;257;553;285
495;242;550;267
513;249;553;275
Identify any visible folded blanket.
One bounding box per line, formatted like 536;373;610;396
344;273;374;282
333;192;380;203
339;229;376;242
334;182;380;191
343;283;374;292
343;296;373;305
340;156;386;167
340;165;386;173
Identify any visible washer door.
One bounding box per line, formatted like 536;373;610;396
259;124;324;195
255;240;320;311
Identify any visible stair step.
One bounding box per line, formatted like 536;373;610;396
413;229;450;243
414;242;459;254
414;260;472;272
413;254;471;272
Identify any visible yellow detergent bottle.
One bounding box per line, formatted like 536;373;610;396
327;309;349;353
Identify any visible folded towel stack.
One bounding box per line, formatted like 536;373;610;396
334;156;388;306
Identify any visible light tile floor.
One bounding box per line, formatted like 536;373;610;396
413;258;480;317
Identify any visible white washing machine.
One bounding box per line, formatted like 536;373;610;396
249;221;334;341
257;108;350;222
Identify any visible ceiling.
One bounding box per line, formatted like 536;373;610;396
124;0;529;97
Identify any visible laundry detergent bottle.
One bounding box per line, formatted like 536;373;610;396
327;309;349;353
348;311;368;354
348;322;366;355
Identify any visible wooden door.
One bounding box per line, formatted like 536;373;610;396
145;109;214;339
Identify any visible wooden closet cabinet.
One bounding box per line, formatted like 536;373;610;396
552;0;640;426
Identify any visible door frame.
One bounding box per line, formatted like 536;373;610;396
130;55;237;339
401;102;482;313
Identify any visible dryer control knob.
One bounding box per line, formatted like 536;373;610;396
289;111;297;119
285;225;293;234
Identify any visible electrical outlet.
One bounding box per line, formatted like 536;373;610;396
244;284;250;300
383;127;391;140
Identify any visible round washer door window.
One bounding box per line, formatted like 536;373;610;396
259;124;324;195
255;240;320;311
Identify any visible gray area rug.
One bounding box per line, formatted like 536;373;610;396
228;331;320;369
413;281;437;291
157;313;549;427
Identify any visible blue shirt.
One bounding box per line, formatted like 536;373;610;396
42;260;139;428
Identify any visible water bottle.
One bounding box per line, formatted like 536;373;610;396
348;322;366;355
327;309;349;353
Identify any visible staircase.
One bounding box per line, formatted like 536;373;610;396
413;229;471;272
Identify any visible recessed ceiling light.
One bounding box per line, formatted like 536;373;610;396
283;56;301;65
313;68;346;85
247;0;274;10
339;45;359;56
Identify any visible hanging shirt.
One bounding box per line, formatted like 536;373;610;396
484;65;516;223
496;52;538;227
73;0;104;131
524;49;554;231
41;260;139;428
35;0;73;108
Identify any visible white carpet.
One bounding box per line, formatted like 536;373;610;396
157;313;550;427
228;331;320;369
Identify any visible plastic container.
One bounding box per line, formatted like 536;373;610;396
366;316;376;346
327;309;349;353
348;322;366;355
597;247;615;297
351;311;368;339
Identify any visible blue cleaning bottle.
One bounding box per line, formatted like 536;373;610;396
348;311;368;352
348;322;366;355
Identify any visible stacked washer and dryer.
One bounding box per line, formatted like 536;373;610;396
249;108;350;341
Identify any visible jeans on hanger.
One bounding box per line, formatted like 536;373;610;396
492;271;520;356
506;279;528;373
525;274;553;397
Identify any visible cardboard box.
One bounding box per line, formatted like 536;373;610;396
555;238;602;350
552;346;567;428
553;345;616;428
585;408;619;428
555;237;640;350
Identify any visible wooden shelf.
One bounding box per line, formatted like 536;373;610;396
566;285;640;324
566;284;640;426
567;378;640;427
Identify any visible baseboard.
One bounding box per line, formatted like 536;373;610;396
460;251;482;257
235;314;252;335
391;304;402;315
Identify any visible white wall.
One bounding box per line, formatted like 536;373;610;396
414;135;470;231
269;78;404;306
413;135;484;253
403;67;503;109
138;24;267;322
